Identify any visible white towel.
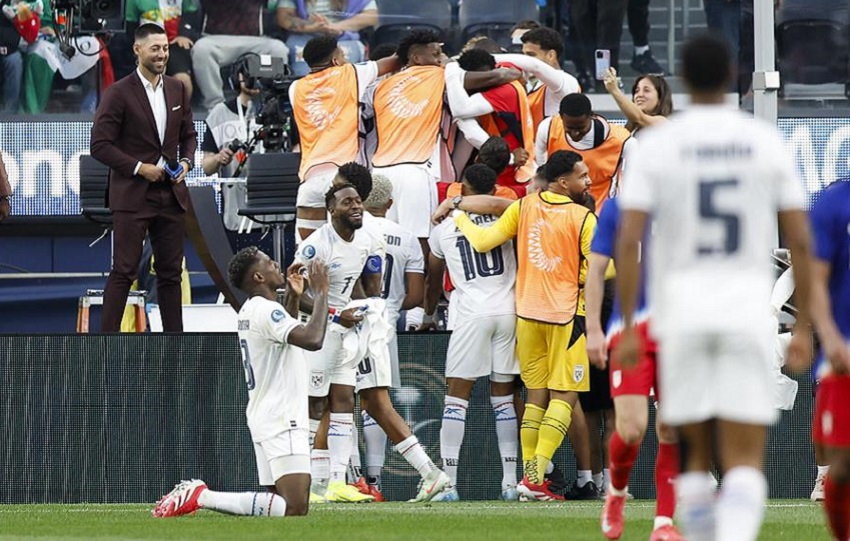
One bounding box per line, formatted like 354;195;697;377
332;298;394;370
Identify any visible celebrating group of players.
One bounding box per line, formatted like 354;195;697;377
150;24;850;541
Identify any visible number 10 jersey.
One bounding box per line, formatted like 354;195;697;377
429;212;517;328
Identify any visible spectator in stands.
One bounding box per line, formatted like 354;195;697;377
0;150;10;221
602;67;672;134
192;0;289;110
626;0;665;74
570;0;628;91
125;0;200;100
703;0;740;83
274;0;377;76
0;0;22;113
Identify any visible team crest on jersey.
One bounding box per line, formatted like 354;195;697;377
612;370;622;389
574;365;585;383
823;410;834;436
302;245;316;260
271;309;285;323
310;370;325;389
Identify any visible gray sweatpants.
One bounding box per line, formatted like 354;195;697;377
191;34;290;110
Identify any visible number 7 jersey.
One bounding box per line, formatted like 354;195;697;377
429;213;517;327
619;107;805;336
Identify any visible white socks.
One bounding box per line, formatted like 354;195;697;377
490;395;518;489
362;410;387;487
677;471;717;541
440;396;468;484
395;435;438;478
577;469;592;488
309;418;320;448
635;45;650;56
593;472;603;489
348;424;362;481
311;449;330;494
199;491;286;516
328;413;354;483
818;464;830;477
716;467;768;541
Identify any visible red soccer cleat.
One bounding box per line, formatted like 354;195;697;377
152;479;207;518
367;484;385;502
350;477;371;495
517;476;565;501
601;492;627;539
649;524;685;541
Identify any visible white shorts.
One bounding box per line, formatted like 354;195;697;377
305;330;358;397
355;349;394;392
376;164;437;239
389;331;401;388
446;314;519;381
658;329;779;427
253;428;311;486
296;171;337;209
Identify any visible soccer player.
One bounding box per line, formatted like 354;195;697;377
446;48;536;196
296;182;385;503
586;198;683;540
615;33;815;541
535;93;632;213
353;174;428;500
807;179;850;541
153;248;331;518
428;164;520;501
289;35;399;242
452;150;595;501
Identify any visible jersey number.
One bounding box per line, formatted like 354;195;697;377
455;237;504;281
698;178;741;256
341;276;354;295
381;254;394;299
239;338;256;391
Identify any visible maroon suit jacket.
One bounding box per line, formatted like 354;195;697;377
90;71;197;212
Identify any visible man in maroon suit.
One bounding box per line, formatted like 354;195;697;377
91;23;197;332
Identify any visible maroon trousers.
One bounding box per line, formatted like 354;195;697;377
101;183;186;332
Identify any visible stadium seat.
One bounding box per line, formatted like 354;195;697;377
78;155;111;226
238;152;300;265
371;0;452;51
776;19;849;86
458;0;539;51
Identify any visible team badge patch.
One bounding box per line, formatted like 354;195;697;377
271;309;285;323
574;365;585;383
302;245;316;260
310;370;325;389
823;411;834;436
612;370;622;389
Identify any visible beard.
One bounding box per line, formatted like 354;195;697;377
143;57;167;75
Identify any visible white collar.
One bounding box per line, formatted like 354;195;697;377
136;68;162;91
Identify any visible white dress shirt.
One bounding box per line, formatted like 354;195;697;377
133;68;168;175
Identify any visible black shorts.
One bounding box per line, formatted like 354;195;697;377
166;45;192;75
578;279;616;413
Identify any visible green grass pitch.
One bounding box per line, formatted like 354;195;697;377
0;500;832;541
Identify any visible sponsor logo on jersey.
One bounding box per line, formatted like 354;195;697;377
271;310;285;323
302;245;316;260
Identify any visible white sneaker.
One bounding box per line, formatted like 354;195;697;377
431;485;460;502
409;470;451;502
812;472;827;501
500;486;518;501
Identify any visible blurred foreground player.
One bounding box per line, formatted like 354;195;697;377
153;248;331;517
586;198;682;541
616;33;814;541
808;179;850;541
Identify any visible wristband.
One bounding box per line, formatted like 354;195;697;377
328;307;341;325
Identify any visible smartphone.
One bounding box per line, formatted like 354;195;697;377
595;49;611;80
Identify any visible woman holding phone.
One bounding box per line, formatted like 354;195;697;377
603;67;673;134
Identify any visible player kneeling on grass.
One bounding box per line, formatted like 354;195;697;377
152;248;331;518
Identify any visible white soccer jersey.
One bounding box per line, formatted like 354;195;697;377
364;213;424;324
619;106;805;337
237;296;306;443
296;223;386;310
429;213;516;326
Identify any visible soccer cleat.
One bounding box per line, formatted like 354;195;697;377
600;492;627;539
545;463;568;495
649;524;685;541
500;486;519;501
409;470;451;503
565;480;601;500
350;477;371;495
517;476;565;501
811;471;826;501
152;479;207;518
366;484;386;502
309;491;327;504
325;480;375;503
431;485;460;502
